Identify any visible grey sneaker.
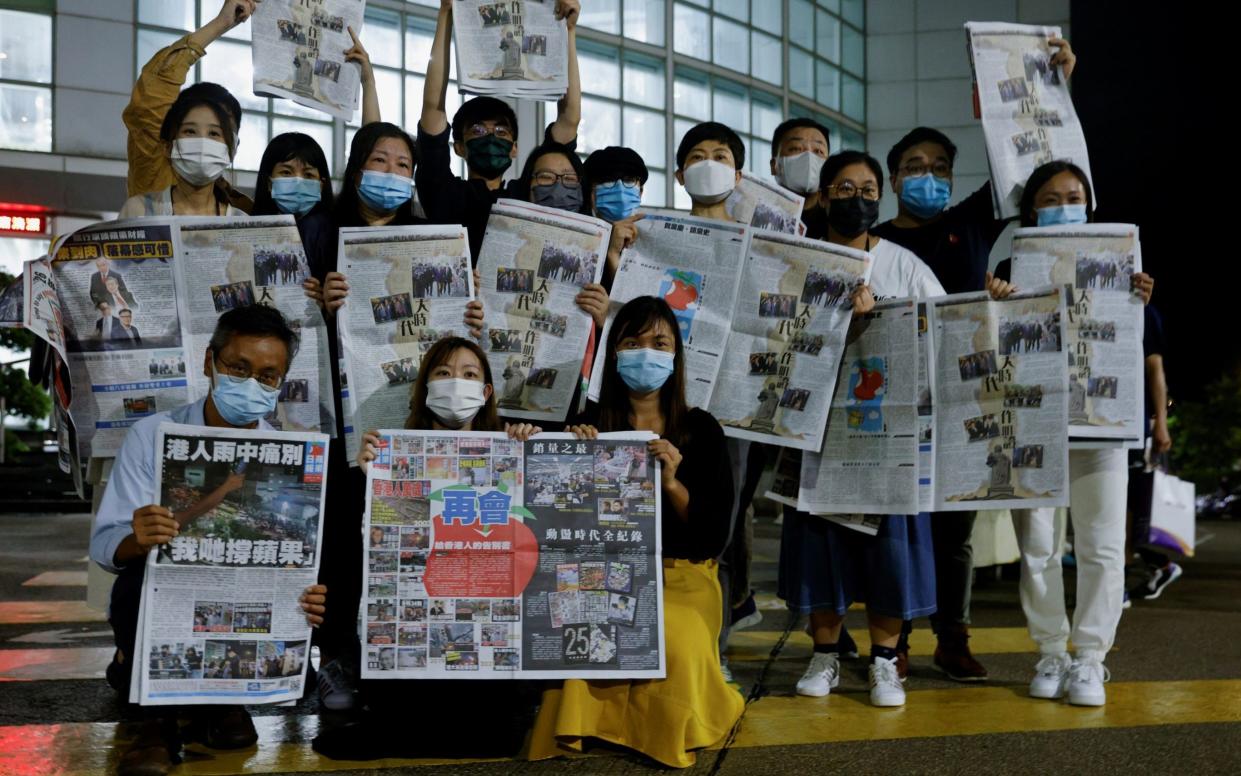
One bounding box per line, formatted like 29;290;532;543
317;658;358;712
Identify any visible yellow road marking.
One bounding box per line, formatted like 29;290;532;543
728;627;1039;661
0;647;113;682
0;601;104;625
22;571;89;587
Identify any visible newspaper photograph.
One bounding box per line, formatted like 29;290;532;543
724;172;807;236
477;200;609;423
1010;224;1145;447
132;423;328;706
930;288;1069;511
965;22;1093;219
797;298;920;515
764;447;801;508
0;270;21;327
177;217;336;437
251;0;367;119
337;225;475;462
452;0;568;100
709;231;870;452
588;210;751;410
360;429;663;679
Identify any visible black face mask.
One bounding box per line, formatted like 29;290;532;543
827;196;880;238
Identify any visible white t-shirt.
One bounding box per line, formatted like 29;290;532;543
119;187;246;218
865;236;946;300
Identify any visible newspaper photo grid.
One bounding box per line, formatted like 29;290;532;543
251;0;368;119
452;0;569;100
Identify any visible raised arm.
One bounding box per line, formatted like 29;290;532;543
187;0;256;51
345;26;381;125
420;0;455;136
549;0;582;144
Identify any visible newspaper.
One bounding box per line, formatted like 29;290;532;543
709;231;870;452
477;200;609;423
965;22;1093;219
0;270;22;327
452;0;568;100
724;172;807;236
23;257;67;361
588;210;751;409
1010;224;1145;448
130;423;328;706
360;430;663;679
251;0;367;120
337;225;475;462
929;288;1069;511
797;298;920;516
916;302;936;512
764;447;800;508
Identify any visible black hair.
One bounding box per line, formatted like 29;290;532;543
1018;160;1094;227
207;305;300;371
251;133;334;217
451;96;520;144
333;122;419;227
675;121;745;171
583;146;649;186
885;127;958;175
771;118;831;157
515;142;592;215
819;150;885;197
159;81;242;152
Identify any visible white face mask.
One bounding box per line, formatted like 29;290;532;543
682;159;737;204
776;151;826;195
170;137;233;187
425;378;488;427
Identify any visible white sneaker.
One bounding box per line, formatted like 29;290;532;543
1068;657;1109;706
868;656;906;707
1029;652;1072;699
720;661;734;683
795;652;840;697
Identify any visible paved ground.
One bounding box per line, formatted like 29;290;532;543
1;510;1238;775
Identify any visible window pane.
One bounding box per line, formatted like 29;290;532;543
137;29;180;76
751;92;783;143
200;3;250;41
234;112;269;172
816;60;839;110
200;40;265;111
644;170;667;208
0;10;52;83
404;73;424;132
673;69;710;120
841;127;865;151
789;0;814;50
673;117;695;165
624;0;666;46
0;83;51;152
351;67;403;128
364;7;403;69
673;3;710;61
713;0;747;21
842;24;864;75
580;0;621;33
817;0;841;12
789;47;814;98
579;97;620;157
271;117;335;174
841;0;864;28
623;53;665;109
749;138;771;176
622;106;665;169
712;81;749;133
579;43;620;99
842;73;864;121
712;17;748;72
405;17;435;73
816;10;840;63
751;30;781;85
138;0;194;30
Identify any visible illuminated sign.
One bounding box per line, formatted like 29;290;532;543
0;211;48;236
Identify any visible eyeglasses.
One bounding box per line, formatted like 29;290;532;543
466;123;514;141
900;161;953;178
827;181;881;201
596;178;642;190
214;357;283;391
532;171;581;187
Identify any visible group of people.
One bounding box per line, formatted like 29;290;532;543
253;249;307;287
82;2;1176;775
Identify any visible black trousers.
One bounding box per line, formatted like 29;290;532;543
315;442;365;662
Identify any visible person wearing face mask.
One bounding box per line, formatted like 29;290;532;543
526;296;742;769
674;122;745;221
768;118;832;238
417;0;583;263
583;146;648;283
89;305;327;776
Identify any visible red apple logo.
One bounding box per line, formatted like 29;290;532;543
424;488;538;597
853;365;884;401
663;273;699;311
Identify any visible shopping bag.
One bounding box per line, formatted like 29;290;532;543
1148;470;1196;557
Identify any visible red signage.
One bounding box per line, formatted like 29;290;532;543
0;210;48;236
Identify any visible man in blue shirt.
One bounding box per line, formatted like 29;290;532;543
90;304;327;776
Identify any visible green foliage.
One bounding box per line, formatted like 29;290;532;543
0;271;51;431
1168;370;1241;491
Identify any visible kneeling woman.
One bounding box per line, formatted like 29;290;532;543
526;296;742;769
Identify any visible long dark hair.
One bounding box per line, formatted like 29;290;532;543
595;296;690;446
251;133;334;217
404;337;501;431
515;142;592;215
1019;160;1094;227
334;122;419;227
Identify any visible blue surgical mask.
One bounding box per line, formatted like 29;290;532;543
615;348;675;394
271;176;322;216
1036;203;1088;226
357;170;412;213
594;180;642;222
900;173;952;219
211;362;280;426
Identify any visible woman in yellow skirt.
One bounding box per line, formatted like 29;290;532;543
526;296;744;768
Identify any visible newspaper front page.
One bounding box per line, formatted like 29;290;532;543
337;225;475;462
930;288;1069;511
709;231;870;452
452;0;568;100
477;200;609;423
251;0;367;119
132;423;328;706
965;22;1093;219
360;430;663;679
724;172;807;236
1010;224;1145;448
588;211;751;410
